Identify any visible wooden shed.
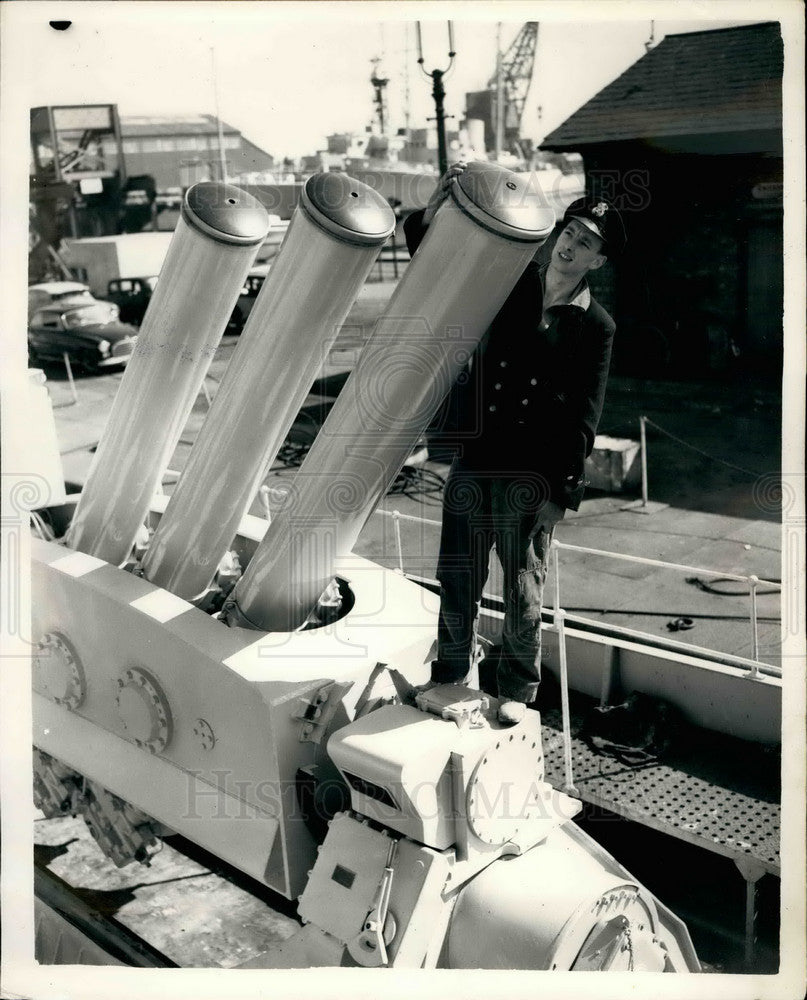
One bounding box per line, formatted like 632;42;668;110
541;22;784;378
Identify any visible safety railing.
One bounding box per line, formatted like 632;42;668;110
370;506;781;674
548;541;780;678
368;506;782;793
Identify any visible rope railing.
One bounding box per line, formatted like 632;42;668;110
635;414;768;507
643;415;765;480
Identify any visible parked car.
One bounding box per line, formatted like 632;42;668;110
105;265;270;335
27;281;95;316
107;276;159;326
28;301;138;372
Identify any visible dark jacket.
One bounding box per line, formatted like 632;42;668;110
404;208;615;510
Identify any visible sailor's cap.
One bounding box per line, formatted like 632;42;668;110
563;198;627;257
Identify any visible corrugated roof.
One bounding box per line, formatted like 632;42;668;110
542;22;783;148
121;114;239;137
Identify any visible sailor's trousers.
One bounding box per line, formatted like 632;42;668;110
433;458;558;703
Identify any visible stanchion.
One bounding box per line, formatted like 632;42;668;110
391;510;404;574
259;486;272;524
748;574;760;670
552;537;561;621
622;414;668;514
62;353;79;406
391;238;399;279
640;414;648;505
555;609;578;796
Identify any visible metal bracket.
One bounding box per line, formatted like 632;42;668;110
415;685;490;729
293;681;352;743
352;662;392;718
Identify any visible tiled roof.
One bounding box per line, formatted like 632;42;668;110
542;22;783;148
121;114;239;137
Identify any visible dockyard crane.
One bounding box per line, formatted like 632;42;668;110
489;22;538;160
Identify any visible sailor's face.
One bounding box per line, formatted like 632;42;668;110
552;218;606;276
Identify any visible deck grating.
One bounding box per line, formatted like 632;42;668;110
539;706;780;874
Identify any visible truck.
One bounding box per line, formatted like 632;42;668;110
62;232;174;300
66;225;287;329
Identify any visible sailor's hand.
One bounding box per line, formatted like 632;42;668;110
530;499;565;537
423;161;468;226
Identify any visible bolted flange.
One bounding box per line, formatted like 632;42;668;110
34;632;86;710
115;666;173;754
466;731;544;846
192;718;216;751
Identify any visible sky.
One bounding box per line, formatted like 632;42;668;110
3;1;768;160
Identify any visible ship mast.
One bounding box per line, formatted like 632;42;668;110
370;57;389;135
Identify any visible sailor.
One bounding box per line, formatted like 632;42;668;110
404;163;626;725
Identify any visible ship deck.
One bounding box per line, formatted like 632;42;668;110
532;678;781;969
540;701;780;876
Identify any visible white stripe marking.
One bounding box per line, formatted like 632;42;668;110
223;630;368;682
130;589;194;623
50;552;107;577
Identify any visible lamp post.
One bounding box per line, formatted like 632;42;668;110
416;21;456;177
211;47;228;183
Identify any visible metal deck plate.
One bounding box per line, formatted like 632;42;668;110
540;710;780;874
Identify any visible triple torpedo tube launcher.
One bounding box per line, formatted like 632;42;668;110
32;165;700;970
